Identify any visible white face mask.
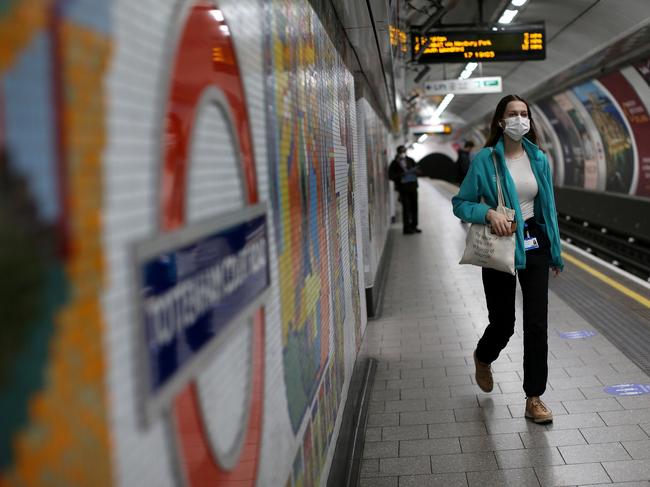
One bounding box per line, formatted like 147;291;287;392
502;116;530;141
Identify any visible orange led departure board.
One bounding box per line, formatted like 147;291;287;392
413;23;545;63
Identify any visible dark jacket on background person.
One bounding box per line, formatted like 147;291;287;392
456;148;472;183
388;155;419;193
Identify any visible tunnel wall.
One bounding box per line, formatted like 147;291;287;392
0;0;396;486
532;59;650;198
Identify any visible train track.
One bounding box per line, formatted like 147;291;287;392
558;213;650;282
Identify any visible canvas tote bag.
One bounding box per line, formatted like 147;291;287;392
459;152;516;275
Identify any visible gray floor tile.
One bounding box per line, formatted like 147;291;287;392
641;423;650;437
400;410;455;425
361;458;379;476
495;447;565;468
535;463;610;486
599;409;650;427
369;401;386;413
520;429;588;448
384;399;426;412
451;384;486;396
399;473;468;487
549;375;603;391
543;389;589;402
580;425;649;444
386;378;425;390
478;392;528;407
360;477;398;487
447;365;475;376
580;483;650;487
485;417;544;435
427;396;479;410
368;413;400;427
616;396;650;410
428;421;488;438
399;438;461;457
467;468;540;486
498;381;526;394
562;398;624;414
545;413;607;430
425;375;473;387
580;386;614;399
558;442;632;463
388;360;424;370
603;460;650;483
454;405;512;422
366;427;382;442
363;441;399;459
564;365;618;378
401;387;451;400
382;425;428;441
401;367;446;379
373;389;401;401
621;439;650;459
380;456;431;475
460;433;524;452
430;452;498;473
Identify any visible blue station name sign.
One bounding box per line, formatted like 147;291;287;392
134;204;270;413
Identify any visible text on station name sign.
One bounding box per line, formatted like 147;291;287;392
413;24;545;63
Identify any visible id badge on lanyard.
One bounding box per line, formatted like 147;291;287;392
524;223;539;251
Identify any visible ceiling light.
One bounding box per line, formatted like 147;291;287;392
433;94;454;119
458;62;478;80
498;9;518;24
511;0;528;6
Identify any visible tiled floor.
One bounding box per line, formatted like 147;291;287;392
358;180;650;487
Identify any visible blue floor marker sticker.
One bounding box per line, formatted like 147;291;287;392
605;384;650;396
558;330;597;339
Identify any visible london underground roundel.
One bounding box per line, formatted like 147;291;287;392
159;2;263;485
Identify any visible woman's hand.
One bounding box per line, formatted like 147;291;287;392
487;209;514;236
551;267;561;277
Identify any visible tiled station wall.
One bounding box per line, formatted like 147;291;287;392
0;0;393;486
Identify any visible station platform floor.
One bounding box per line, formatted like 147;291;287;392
358;179;650;487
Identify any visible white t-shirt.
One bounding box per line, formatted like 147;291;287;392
505;151;537;220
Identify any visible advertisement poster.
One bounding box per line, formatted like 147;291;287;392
561;90;604;190
537;95;585;189
531;104;563;185
604;64;650;198
572;80;636;194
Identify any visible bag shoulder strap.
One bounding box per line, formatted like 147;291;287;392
491;150;506;208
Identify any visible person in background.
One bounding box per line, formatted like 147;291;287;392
451;94;563;424
389;145;421;234
456;139;475;183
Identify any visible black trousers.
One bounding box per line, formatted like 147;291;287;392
400;190;418;233
475;220;550;397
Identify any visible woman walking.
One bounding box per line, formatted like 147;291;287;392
452;94;563;424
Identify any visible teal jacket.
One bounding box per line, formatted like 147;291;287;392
452;137;564;271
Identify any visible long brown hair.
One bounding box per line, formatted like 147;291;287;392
484;94;539;147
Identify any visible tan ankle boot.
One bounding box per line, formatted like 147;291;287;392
525;396;553;424
473;351;493;392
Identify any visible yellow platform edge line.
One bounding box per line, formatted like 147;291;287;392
561;252;650;309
